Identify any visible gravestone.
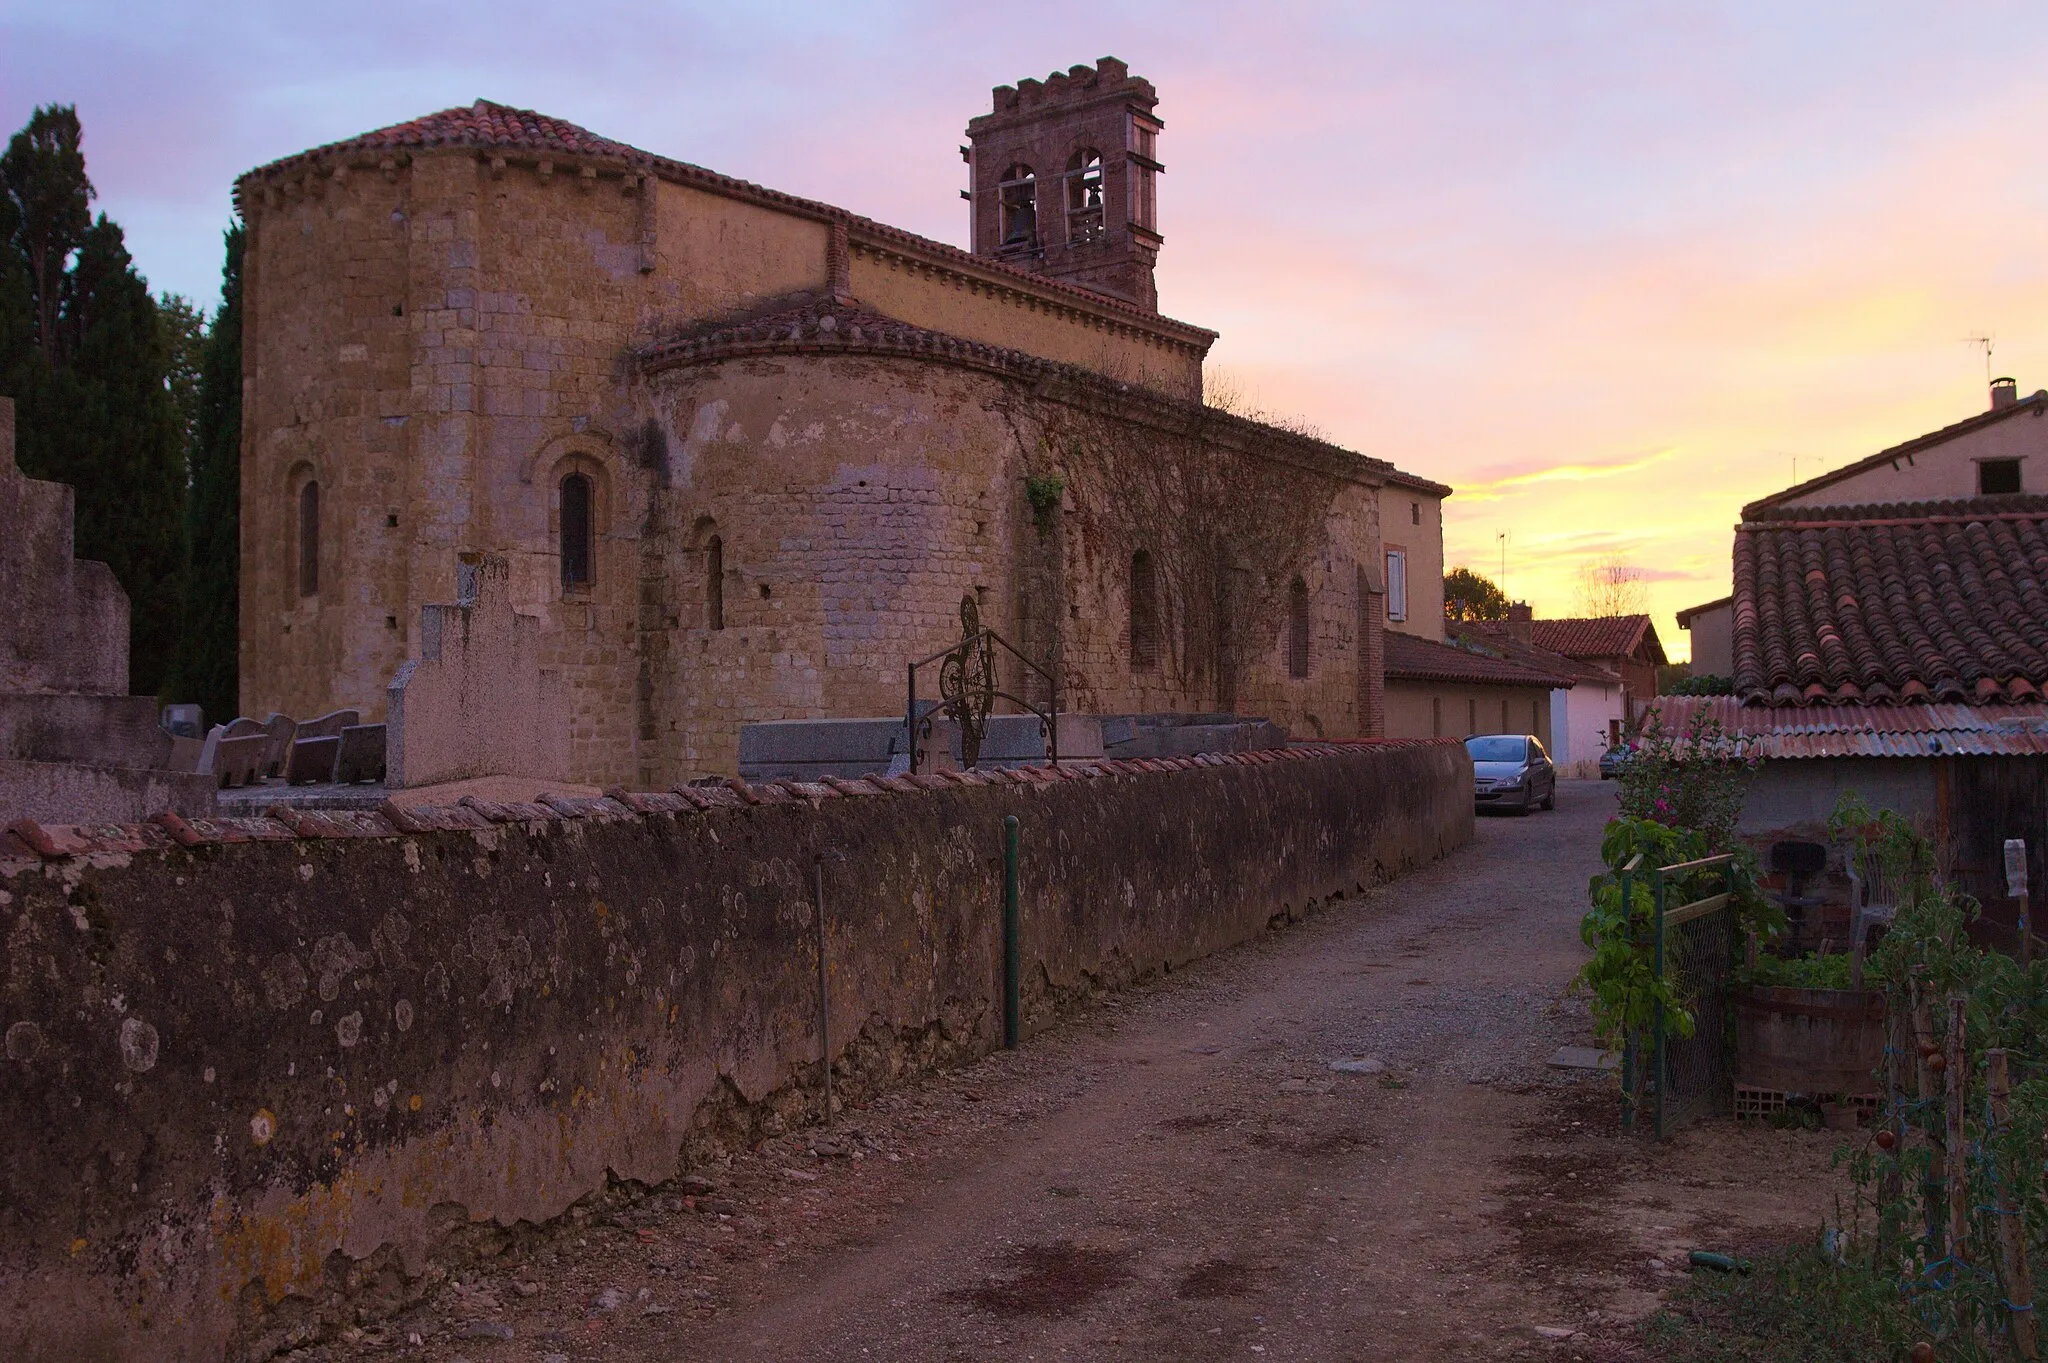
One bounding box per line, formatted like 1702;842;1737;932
333;724;387;784
260;714;297;779
286;736;343;785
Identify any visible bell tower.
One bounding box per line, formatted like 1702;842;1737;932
964;57;1164;311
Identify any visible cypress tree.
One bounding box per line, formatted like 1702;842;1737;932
0;105;186;696
177;227;243;724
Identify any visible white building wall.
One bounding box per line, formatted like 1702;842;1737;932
1554;679;1624;778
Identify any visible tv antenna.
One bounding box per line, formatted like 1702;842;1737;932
1965;334;1995;383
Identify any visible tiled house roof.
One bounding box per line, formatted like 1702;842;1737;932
1385;632;1579;688
1528;615;1666;666
1731;496;2048;706
1453;623;1617;686
1648;695;2048;758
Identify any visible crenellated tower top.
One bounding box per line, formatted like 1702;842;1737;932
964;57;1164;311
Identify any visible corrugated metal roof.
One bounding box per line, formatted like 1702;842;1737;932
1645;696;2048;759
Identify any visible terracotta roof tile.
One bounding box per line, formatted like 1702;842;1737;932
1526;615;1665;665
1384;631;1579;688
1731;499;2048;706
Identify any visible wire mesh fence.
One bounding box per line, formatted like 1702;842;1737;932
1655;876;1736;1138
1619;856;1739;1138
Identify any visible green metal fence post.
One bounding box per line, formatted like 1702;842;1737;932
1003;815;1021;1049
1620;859;1637;1130
1653;867;1668;1140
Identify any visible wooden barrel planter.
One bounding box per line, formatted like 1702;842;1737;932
1732;986;1888;1096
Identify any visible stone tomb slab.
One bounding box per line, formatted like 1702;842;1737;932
333;724;387;784
286;735;342;785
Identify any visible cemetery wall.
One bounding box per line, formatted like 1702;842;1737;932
0;739;1469;1359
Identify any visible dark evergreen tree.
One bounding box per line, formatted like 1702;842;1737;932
0;105;186;695
176;227;242;725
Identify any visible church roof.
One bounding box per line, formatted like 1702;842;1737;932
239;100;1218;348
275;100;642;162
637;297;1449;494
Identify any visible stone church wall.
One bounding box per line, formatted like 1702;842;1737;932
238;139;1404;788
0;739;1470;1361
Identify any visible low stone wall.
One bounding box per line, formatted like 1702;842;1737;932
0;739;1471;1360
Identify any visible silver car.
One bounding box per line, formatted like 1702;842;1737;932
1466;734;1556;814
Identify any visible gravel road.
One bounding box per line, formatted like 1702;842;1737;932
320;778;1844;1363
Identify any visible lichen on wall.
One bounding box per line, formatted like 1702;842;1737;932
0;742;1469;1360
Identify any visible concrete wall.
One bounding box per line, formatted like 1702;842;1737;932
0;740;1469;1361
0;397;129;697
385;555;569;788
1385;681;1553;751
1682;600;1733;677
1737;756;1939;839
0;758;216;823
1551;677;1623;777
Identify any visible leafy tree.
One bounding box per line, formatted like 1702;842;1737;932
0;105;186;695
1444;565;1509;622
173;227;242;725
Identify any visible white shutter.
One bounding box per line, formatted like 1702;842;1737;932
1385;551;1408;622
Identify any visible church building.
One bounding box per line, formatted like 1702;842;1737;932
234;58;1447;786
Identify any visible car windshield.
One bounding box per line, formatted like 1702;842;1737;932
1464;736;1526;763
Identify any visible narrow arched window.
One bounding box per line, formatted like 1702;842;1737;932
705;534;725;631
1288;577;1311;679
1000;164;1038;249
559;472;593;590
1130;549;1159;671
1066;149;1104;243
298;480;320;597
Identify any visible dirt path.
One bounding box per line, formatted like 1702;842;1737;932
323;780;1845;1363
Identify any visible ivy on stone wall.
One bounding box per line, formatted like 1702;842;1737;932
1016;387;1348;718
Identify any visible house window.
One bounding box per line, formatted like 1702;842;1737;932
1981;458;2023;495
1130;549;1159;670
999;164;1038;249
705;534;725;630
1287;577;1311;678
297;480;320;597
1468;698;1478;735
1502;698;1511;732
1531;699;1540;735
1385;550;1408;622
1066;148;1104;243
1410;501;1421;526
1431;696;1442;737
559;472;593;590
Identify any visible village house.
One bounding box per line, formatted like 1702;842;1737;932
231;62;1450;787
1661;378;2048;939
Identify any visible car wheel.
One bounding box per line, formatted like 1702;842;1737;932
1541;782;1555;811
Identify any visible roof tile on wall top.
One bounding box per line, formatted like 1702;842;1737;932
1;740;1469;865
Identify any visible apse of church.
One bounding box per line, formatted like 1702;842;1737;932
234;60;1441;785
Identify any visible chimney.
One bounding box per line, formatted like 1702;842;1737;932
1992;376;2018;411
1506;601;1533;645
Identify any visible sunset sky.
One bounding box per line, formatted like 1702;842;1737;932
9;2;2048;663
